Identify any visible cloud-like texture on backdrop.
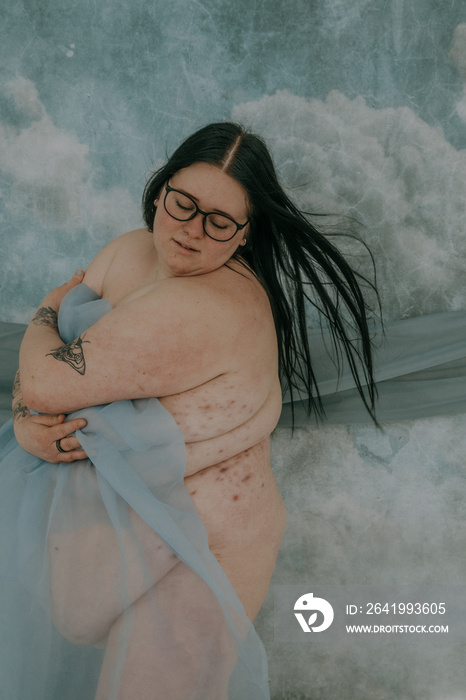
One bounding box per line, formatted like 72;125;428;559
3;70;466;324
0;77;139;321
233;89;466;322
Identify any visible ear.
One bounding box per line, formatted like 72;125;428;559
154;184;164;207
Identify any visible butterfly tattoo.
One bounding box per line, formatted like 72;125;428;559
47;335;90;375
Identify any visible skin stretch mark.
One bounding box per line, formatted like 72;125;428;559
31;306;59;331
47;335;90;375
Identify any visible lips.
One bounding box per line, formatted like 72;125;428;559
174;239;199;252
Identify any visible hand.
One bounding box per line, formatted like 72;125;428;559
14;412;88;463
40;269;86;313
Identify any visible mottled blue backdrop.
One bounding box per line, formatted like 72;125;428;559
2;1;466;698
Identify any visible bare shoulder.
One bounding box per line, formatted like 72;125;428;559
171;271;272;367
172;260;272;328
83;229;149;296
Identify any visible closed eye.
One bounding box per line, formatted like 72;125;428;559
209;215;231;230
175;198;195;212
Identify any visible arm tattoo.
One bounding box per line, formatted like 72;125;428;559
12;371;29;422
31;306;59;332
12;370;21;399
13;400;29;422
46;335;90;375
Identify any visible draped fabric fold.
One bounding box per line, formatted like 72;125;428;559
0;284;270;700
280;310;466;426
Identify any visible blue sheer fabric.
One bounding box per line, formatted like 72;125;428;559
0;284;270;700
280;311;466;426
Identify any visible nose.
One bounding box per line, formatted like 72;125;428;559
182;212;205;238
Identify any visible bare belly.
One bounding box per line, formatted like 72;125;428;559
159;369;285;620
184;439;286;620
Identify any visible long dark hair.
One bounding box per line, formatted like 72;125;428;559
142;122;379;423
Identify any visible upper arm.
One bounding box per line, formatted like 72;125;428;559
23;280;239;414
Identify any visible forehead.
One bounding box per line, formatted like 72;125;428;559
171;162;249;216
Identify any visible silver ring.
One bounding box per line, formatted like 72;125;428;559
56;439;66;454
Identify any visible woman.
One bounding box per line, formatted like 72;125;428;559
4;122;377;699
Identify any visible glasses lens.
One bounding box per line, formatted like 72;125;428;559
205;214;237;241
165;188;239;241
165;190;196;221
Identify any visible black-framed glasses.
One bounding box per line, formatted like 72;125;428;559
163;183;249;242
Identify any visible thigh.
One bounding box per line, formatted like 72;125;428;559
95;562;238;700
49;506;179;646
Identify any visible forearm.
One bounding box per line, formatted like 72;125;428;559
18;271;90;414
12;365;89;461
19;304;78;413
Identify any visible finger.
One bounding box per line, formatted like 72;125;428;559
57;449;89;463
58;418;87;438
56;435;84;453
32;413;67;427
63;269;85;289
